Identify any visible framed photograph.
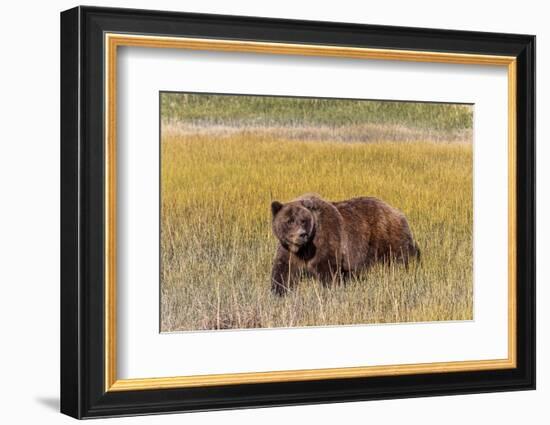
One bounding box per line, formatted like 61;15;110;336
60;6;535;419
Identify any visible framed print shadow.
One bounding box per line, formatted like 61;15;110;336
60;6;535;419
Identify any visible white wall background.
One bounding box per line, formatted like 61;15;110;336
0;0;545;423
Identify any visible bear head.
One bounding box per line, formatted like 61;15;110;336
271;200;315;253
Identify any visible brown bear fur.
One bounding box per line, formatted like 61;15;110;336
270;194;420;295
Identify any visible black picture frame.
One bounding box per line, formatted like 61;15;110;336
61;5;535;419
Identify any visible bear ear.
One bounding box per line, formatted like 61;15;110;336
271;201;283;217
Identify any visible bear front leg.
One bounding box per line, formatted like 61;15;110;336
271;246;301;296
308;258;342;287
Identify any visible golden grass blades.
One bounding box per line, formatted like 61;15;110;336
160;133;472;332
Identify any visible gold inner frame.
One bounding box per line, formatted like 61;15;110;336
104;33;517;392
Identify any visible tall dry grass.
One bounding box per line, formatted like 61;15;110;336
160;132;472;332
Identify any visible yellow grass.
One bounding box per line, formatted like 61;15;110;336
161;131;473;332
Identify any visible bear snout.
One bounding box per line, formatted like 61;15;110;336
290;229;309;244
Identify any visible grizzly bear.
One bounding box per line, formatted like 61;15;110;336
270;194;420;295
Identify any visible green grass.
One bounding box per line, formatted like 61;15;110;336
161;93;473;132
160;132;473;332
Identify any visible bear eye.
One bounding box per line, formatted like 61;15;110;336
286;218;294;225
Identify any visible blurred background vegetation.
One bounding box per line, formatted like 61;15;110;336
160;92;473;133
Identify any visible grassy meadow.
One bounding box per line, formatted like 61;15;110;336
160;94;473;332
